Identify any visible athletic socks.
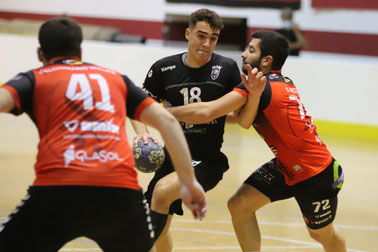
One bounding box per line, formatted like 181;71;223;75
150;210;168;240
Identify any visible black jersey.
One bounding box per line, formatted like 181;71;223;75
143;52;242;153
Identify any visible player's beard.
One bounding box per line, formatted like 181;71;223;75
242;57;262;75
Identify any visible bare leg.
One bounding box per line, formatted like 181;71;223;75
150;172;182;252
149;245;157;252
227;184;270;251
154;215;174;252
151;172;182;213
307;223;346;252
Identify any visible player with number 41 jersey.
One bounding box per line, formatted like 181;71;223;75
3;59;154;190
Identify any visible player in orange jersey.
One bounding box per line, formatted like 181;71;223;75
0;17;206;252
167;30;346;252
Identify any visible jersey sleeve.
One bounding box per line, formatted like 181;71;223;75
142;61;166;101
229;60;243;87
2;70;35;115
236;78;272;111
122;75;156;121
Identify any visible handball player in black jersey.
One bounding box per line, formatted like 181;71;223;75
131;9;247;251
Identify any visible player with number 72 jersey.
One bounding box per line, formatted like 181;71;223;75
236;71;332;185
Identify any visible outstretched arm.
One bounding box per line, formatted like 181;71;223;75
0;88;15;113
230;65;266;129
166;91;246;124
139;102;207;220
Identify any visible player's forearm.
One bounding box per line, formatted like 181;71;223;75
130;118;149;134
167;91;246;124
159;116;196;185
225;112;239;124
234;93;261;129
166;103;213;124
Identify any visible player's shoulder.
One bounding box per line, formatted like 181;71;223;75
153;53;184;67
10;69;35;83
266;72;294;85
211;53;238;67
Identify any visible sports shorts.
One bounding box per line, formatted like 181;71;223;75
0;186;154;252
244;158;344;229
144;148;229;215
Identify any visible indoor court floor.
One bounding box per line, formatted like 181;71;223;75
0;114;377;252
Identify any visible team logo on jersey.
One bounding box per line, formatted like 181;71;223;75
142;88;158;100
64;119;120;133
160;65;176;72
64;121;80;132
63;145;123;167
148;69;153;78
192;160;202;167
268;73;279;80
211;65;222;80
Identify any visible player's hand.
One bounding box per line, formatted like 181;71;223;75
133;132;158;147
241;64;266;96
180;180;207;221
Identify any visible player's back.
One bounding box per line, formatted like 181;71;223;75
5;59;139;189
253;72;332;184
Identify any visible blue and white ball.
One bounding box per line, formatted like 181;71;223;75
133;138;165;173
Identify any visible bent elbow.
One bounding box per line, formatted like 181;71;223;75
240;123;252;129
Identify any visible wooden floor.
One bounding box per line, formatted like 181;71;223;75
0;113;377;251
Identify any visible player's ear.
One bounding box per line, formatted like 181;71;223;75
185;28;191;41
262;55;273;67
37;47;48;66
37;47;44;62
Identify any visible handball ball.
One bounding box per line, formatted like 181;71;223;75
133;138;165;173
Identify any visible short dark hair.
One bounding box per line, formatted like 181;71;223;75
189;9;224;31
38;17;83;61
252;30;289;70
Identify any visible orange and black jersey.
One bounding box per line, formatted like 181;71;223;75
235;71;332;185
1;58;155;189
143;52;242;153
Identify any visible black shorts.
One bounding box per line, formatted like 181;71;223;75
144;148;229;215
0;186;154;252
244;158;344;229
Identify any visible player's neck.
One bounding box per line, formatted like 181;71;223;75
184;53;211;68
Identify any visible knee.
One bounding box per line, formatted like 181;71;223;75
227;194;252;216
151;181;173;207
308;226;332;244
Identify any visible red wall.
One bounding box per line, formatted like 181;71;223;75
247;26;378;57
1;11;378;56
312;0;378;10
